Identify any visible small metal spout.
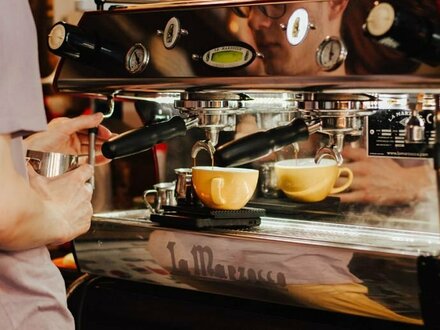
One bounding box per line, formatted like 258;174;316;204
315;145;344;166
405;109;425;144
183;116;199;130
205;128;220;147
191;140;216;166
306;119;322;135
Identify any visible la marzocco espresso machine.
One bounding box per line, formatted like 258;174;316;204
49;0;440;328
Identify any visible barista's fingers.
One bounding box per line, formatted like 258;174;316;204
95;154;112;165
96;125;113;142
340;160;371;177
335;174;366;192
77;145;112;164
341;146;368;162
346;176;370;191
77;125;113;140
66;164;94;184
78;134;90;146
78;128;115;147
338;191;371;204
26;162;39;178
62;113;104;134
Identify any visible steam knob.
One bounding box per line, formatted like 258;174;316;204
363;2;440;66
48;21;97;60
48;21;123;64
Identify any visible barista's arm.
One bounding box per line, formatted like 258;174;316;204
338;146;434;205
0;134;94;251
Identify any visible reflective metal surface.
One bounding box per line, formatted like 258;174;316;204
73;210;440;325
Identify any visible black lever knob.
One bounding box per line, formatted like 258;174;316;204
48;21;124;65
364;2;440;66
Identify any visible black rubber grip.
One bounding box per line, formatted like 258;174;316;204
101;116;186;159
215;118;310;167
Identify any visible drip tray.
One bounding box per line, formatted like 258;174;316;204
247;196;342;219
150;206;265;229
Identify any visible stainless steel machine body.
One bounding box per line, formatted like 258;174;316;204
50;0;440;326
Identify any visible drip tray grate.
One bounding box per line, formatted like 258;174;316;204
150;205;264;229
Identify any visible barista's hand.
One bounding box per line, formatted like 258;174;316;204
337;146;432;205
28;163;94;245
24;113;113;165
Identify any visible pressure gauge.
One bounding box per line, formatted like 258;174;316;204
315;36;347;71
125;43;149;74
48;22;66;51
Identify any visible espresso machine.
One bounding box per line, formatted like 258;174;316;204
49;1;440;328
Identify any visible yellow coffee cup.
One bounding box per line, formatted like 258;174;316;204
192;166;259;210
274;158;353;202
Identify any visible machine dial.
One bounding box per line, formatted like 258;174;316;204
315;36;347;71
125;43;149;74
48;22;66;51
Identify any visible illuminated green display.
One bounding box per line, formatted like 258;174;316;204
211;50;243;63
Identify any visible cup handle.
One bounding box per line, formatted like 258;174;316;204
330;167;353;194
143;189;158;213
282;179;333;199
211;177;226;206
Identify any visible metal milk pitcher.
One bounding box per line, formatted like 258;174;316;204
144;181;177;213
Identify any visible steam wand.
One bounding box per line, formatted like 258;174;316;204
88;95;115;188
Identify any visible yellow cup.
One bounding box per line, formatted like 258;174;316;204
274;158;353;202
192;166;259;210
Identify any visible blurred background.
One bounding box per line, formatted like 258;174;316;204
30;0;162;213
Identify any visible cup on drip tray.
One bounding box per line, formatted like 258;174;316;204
191;166;259;210
274;158;353;203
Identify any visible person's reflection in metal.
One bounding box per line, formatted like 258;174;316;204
233;1;348;75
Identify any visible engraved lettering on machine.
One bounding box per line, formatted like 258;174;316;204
166;240;287;286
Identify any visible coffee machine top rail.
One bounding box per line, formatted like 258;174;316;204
51;0;440;97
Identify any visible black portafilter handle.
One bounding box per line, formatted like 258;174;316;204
101;116;187;159
214;118;321;167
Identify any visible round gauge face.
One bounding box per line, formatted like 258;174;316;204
365;2;395;37
315;37;347;71
125;43;149;74
48;23;66;51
